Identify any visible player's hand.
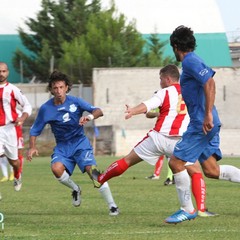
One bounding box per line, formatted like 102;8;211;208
125;104;133;119
27;148;39;162
203;113;214;134
79;116;92;125
15;117;24;126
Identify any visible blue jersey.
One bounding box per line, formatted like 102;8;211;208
30;95;99;143
180;52;221;131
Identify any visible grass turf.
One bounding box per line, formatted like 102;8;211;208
0;156;240;239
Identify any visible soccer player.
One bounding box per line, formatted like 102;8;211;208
91;64;214;217
0;62;32;191
145;108;175;185
0;156;14;182
0;117;24;183
27;70;119;216
164;25;240;224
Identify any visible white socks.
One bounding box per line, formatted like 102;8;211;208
219;165;240;182
174;169;195;213
99;182;117;209
57;170;79;191
0;156;9;178
58;171;117;210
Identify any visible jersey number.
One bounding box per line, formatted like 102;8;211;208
177;94;187;114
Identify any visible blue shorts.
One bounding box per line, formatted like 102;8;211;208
173;125;222;164
51;136;96;175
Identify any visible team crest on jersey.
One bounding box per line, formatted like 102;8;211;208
62;113;71;122
69;104;77;112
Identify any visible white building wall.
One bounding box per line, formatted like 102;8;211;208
93;67;240;156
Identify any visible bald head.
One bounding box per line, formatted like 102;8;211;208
0;62;9;84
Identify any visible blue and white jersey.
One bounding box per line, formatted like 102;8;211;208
180;52;221;131
30;95;98;143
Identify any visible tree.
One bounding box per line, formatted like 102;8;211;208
13;0;144;83
13;0;177;83
59;4;145;83
13;0;103;82
140;33;179;67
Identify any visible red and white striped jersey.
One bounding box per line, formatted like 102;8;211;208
143;84;189;136
0;82;32;126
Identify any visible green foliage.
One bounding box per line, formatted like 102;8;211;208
13;0;177;84
1;156;240;239
140;33;179;67
59;4;145;83
13;0;102;82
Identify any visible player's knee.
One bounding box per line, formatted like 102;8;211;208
51;162;65;178
169;157;185;173
204;169;219;179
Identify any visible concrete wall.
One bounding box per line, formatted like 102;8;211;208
93;67;240;156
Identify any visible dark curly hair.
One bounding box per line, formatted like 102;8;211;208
48;70;72;93
170;25;196;52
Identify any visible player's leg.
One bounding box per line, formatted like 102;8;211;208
186;161;217;217
165;132;204;223
8;157;21;191
94;149;142;185
8;163;14;181
98;182;120;216
201;155;240;182
52;159;81;207
146;155;164;180
200;132;240;182
0;156;9;182
16;126;24;175
3;125;22;190
164;157;175;185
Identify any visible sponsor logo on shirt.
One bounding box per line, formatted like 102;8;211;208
62;113;71;122
199;68;208;76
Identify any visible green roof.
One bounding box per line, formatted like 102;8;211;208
0;33;232;83
0;35;30;83
142;33;232;67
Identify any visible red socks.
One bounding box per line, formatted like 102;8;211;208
99;158;129;184
19;155;24;174
154;155;164;176
191;172;206;212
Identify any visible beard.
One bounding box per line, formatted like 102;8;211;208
174;52;181;62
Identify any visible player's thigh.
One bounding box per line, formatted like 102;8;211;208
1;126;18;160
134;134;164;166
51;152;76;176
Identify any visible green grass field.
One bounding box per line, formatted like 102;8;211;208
0;156;240;240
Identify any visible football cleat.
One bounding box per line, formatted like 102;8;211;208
165;209;197;224
164;177;175;186
145;174;160;180
90;166;102;188
0;177;8;182
72;186;81;207
9;173;14;181
198;209;219;217
109;207;120;216
14;177;22;191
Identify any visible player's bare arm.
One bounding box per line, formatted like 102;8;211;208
27;136;39;161
203;77;215;134
125;103;147;119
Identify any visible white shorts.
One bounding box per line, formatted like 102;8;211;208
134;130;181;166
0;124;18;160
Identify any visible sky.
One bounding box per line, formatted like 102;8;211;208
0;0;240;41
